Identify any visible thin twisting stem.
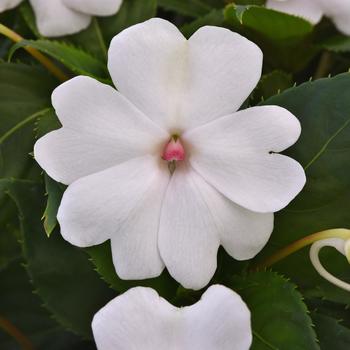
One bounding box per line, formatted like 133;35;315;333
309;238;350;292
252;228;350;271
0;23;69;82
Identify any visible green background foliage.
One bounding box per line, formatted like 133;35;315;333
1;0;350;348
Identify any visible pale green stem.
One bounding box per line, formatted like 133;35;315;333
0;23;68;82
253;228;350;271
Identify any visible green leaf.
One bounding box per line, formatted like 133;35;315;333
232;272;319;350
9;40;109;80
258;73;350;305
98;0;157;45
0;179;116;338
0;199;20;271
34;108;61;139
19;1;41;38
224;4;318;72
252;70;293;104
157;0;212;17
0;258;95;350
312;313;350;350
319;35;350;53
43;175;65;237
0;63;56;181
181;9;224;38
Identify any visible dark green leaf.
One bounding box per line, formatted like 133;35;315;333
43;175;64;237
319;35;350;53
224;4;318;72
0;179;116;338
157;0;212;17
312;313;350;350
9;40;109;80
232;272;319;350
0;63;56;181
0;258;95;350
181;9;224;38
252;70;294;104
98;0;157;45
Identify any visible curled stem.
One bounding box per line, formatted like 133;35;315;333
0;315;35;350
252;228;350;271
0;23;68;82
310;238;350;291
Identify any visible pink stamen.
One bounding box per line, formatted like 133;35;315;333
162;137;185;161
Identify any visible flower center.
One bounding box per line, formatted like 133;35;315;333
162;136;185;174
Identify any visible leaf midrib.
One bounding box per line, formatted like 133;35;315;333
304;117;350;170
0;107;51;145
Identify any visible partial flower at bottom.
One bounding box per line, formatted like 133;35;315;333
0;0;123;37
92;285;252;350
34;18;306;290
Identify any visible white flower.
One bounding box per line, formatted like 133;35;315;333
92;285;252;350
34;18;306;290
266;0;350;35
0;0;22;12
0;0;122;37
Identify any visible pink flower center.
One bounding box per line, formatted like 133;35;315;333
162;136;185;162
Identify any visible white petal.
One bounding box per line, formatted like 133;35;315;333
108;18;262;131
158;166;220;290
29;0;91;37
266;0;323;24
108;18;187;131
185;106;306;213
180;25;262;130
64;0;122;16
183;285;252;350
110;164;169;279
92;285;252;350
34;76;167;185
0;0;23;12
190;170;274;260
320;0;350;35
57;156;166;254
92;287;177;350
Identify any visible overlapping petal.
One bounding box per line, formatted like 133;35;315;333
57;156;168;272
64;0;122;16
108;18;262;131
158;166;220;290
185;106;305;213
158;166;273;289
92;285;252;350
34;76;168;185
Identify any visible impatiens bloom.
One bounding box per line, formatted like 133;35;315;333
34;18;306;290
0;0;122;37
266;0;350;35
92;285;252;350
